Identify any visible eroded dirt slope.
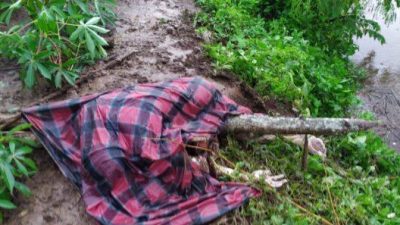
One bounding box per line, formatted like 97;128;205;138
1;0;264;224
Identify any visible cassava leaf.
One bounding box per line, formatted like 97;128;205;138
2;163;15;192
55;70;63;88
88;25;109;34
85;30;96;58
88;29;108;46
20;158;37;171
86;17;101;25
0;199;16;209
15;182;31;196
24;63;36;88
15;160;28;176
70;26;83;41
9;123;31;133
37;63;52;79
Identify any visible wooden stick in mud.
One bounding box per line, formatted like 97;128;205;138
301;134;309;171
223;114;380;135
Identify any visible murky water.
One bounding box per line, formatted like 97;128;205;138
351;8;400;150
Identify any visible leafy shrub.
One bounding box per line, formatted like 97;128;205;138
0;0;116;88
196;1;400;224
256;0;391;56
0;124;37;223
195;0;362;116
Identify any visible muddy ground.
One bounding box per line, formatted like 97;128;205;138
0;0;271;224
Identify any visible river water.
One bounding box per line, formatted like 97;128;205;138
351;8;400;151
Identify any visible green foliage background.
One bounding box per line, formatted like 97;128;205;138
0;0;116;88
195;0;400;224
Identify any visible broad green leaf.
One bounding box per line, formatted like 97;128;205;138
86;17;101;25
0;10;11;25
55;70;62;88
13;138;38;148
50;5;66;18
88;25;109;34
9;123;31;133
9;142;16;153
98;46;107;57
3;164;15;192
88;29;108;46
20;158;37;171
15;182;31;196
15;160;28;176
70;26;83;41
36;9;57;33
85;30;95;58
62;71;77;86
36;50;54;60
16;146;32;155
37;63;51;79
63;58;78;67
73;0;89;13
0;199;16;209
24;63;36;88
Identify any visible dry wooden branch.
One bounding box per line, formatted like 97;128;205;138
301;134;309;171
224;114;380;135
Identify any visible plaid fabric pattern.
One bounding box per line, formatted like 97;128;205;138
22;77;261;225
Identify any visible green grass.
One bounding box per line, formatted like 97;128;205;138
195;0;400;224
217;132;400;225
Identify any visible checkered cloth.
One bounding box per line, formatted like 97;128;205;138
22;77;260;225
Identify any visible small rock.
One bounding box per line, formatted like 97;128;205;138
19;210;28;218
166;26;175;35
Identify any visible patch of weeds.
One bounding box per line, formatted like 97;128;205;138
219;133;400;224
0;124;38;223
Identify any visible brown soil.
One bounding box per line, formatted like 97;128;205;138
0;0;275;224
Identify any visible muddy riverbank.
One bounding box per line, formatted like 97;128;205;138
352;7;400;151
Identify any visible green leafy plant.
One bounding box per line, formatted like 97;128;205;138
195;0;400;224
0;124;37;223
256;0;391;56
0;0;116;88
195;0;364;116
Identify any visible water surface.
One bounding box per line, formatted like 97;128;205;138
352;7;400;150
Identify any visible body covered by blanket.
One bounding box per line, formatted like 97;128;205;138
22;77;260;225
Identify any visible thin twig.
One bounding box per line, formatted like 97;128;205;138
287;198;334;225
324;165;341;225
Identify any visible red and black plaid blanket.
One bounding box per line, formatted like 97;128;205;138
22;77;260;225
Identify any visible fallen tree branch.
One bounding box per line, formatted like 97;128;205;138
224;114;381;135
